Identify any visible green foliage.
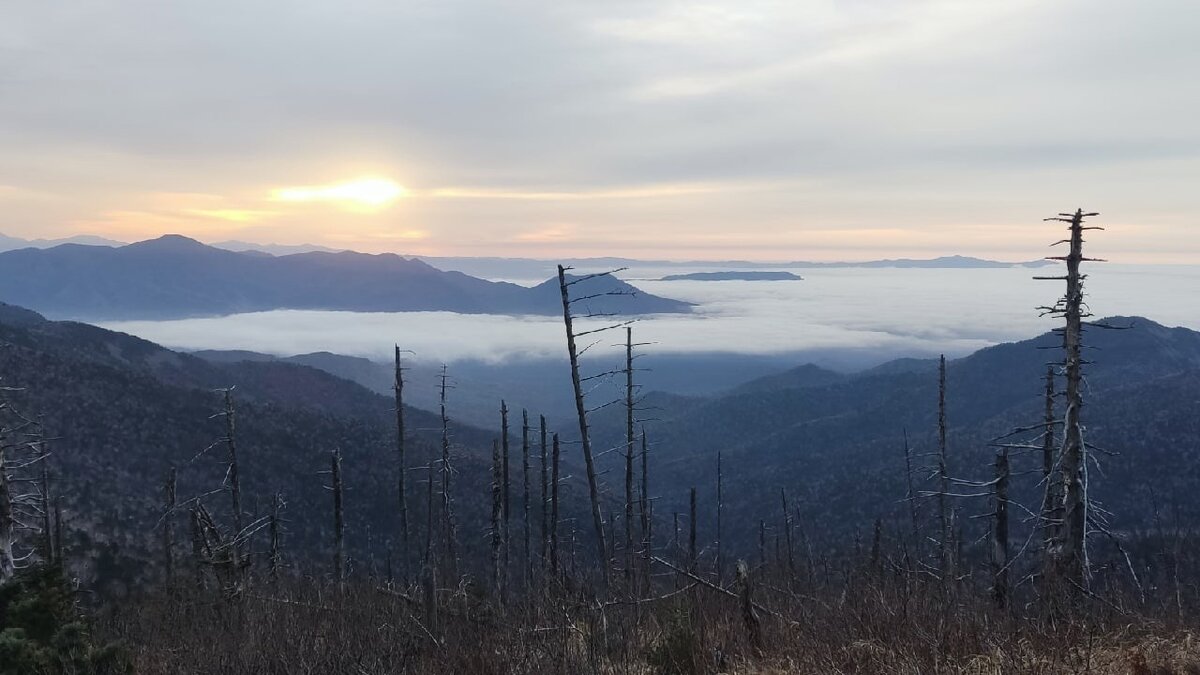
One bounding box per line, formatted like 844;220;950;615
0;565;131;675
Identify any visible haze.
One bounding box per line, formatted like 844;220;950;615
3;1;1199;261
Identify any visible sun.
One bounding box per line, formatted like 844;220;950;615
271;177;407;210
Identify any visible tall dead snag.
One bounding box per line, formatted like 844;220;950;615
556;264;612;583
491;439;503;600
716;452;724;583
688;487;698;574
902;429;920;548
990;449;1010;609
220;388;243;544
1038;208;1102;588
780;488;795;576
550;433;561;576
640;430;651;593
500;400;510;577
521;409;532;589
439;366;459;580
624;327;636;586
331;448;345;583
936;355;951;578
0;401;48;584
268;492;283;584
162;467;177;586
394;346;409;585
1038;365;1060;563
539;415;549;568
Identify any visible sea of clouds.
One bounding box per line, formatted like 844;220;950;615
98;264;1200;370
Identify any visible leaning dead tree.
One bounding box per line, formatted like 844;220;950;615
556;264;637;584
1036;208;1103;589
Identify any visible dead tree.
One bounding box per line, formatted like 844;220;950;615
1037;208;1102;588
439;366;459;579
737;560;763;651
491;439;503;600
936;355;951;577
539;415;549;568
394;346;410;585
219;388;243;546
557;264;632;583
331;448;345;583
1037;365;1060;562
500;400;510;577
163;467;177;586
38;438;52;565
990;449;1010;609
716;452;724;583
268;492;283;584
640;429;651;592
0;399;47;585
521;409;532;588
688;487;698;573
780;488;795;576
550;433;561;575
628;326;638;583
901;429;919;549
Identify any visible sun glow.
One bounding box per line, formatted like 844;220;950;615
270;177;406;209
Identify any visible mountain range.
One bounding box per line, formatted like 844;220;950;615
1;297;1197;588
0;235;691;320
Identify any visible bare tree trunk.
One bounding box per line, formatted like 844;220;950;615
540;415;549;569
332;448;345;583
716;452;724;583
1051;209;1095;588
394;346;409;585
269;492;282;584
163;467;176;586
190;507;206;590
556;265;608;583
902;428;919;548
522;409;532;590
222;388;243;554
439;367;459;580
624;327;636;586
500;400;510;580
1037;365;1061;572
640;430;651;593
780;488;795;577
550;433;561;576
737;560;763;651
688;487;697;574
491;439;503;600
39;443;53;564
936;355;951;578
991;449;1010;609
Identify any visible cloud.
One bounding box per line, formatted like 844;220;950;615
94;264;1199;370
2;0;1200;260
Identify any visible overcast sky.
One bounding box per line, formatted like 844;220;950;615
2;1;1198;261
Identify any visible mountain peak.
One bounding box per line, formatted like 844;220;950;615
124;234;211;252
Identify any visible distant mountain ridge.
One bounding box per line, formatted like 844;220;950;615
0;235;691;320
0;231;125;251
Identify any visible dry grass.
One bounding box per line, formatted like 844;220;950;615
98;569;1200;675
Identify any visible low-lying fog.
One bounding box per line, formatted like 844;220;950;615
98;264;1200;373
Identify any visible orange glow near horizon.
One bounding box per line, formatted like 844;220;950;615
270;177;407;210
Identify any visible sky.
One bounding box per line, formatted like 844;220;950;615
2;1;1198;261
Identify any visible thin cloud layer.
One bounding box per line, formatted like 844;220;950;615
96;265;1200;367
2;1;1199;260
